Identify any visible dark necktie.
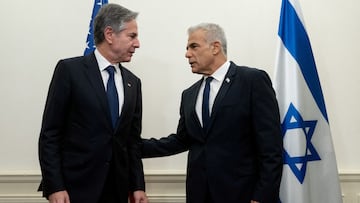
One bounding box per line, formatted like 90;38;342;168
106;66;119;128
202;77;213;130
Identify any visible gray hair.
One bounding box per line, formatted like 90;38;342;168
188;23;227;56
94;3;138;45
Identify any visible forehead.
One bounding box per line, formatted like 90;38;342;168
122;19;138;32
187;29;207;45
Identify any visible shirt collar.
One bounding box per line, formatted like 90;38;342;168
94;49;120;72
207;61;230;82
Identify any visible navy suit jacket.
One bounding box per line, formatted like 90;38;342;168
38;53;145;203
143;62;283;203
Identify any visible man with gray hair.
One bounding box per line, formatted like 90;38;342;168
142;23;283;203
38;4;148;203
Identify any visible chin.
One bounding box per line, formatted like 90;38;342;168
122;59;131;63
191;69;202;75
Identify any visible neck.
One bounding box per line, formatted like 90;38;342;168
96;45;117;64
206;56;227;76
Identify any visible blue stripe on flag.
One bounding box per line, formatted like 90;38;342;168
278;0;328;122
84;0;109;56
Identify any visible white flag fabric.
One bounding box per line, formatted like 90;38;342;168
274;0;343;202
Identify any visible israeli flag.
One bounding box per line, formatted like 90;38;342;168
274;0;343;202
84;0;108;55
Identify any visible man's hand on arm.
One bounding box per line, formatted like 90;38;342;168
48;190;70;203
131;190;148;203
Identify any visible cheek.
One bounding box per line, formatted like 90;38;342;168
114;37;127;47
199;56;213;68
113;43;127;53
196;53;208;63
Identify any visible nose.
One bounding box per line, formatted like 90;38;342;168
185;49;191;58
134;38;140;48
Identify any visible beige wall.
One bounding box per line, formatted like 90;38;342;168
0;0;359;175
0;173;360;203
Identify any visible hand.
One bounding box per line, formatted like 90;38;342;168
251;200;259;203
48;190;70;203
131;190;148;203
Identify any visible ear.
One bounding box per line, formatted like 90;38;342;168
212;41;222;55
104;26;114;44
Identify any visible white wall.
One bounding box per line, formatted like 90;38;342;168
0;0;359;174
1;173;360;202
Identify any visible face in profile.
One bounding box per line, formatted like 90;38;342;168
185;29;215;75
110;19;140;63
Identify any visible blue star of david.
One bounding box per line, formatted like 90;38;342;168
281;103;321;184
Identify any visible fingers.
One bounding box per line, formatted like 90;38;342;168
48;190;70;203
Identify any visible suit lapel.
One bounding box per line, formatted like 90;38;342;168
184;79;208;141
117;65;132;129
190;79;203;130
207;63;237;131
83;53;113;128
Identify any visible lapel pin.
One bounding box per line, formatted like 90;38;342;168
225;77;230;83
127;83;132;87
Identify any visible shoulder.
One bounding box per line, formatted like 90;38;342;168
230;61;267;76
51;56;83;75
53;55;89;74
57;55;87;66
183;78;202;93
120;65;141;83
230;61;272;82
50;55;97;82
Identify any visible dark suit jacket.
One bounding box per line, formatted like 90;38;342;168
38;53;145;203
143;62;283;203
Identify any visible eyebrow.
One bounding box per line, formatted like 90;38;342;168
186;42;198;50
128;32;138;37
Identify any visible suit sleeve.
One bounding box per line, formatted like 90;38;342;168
142;91;190;158
251;70;283;202
127;78;146;192
38;60;70;197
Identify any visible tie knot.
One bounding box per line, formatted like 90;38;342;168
205;76;213;84
106;65;116;76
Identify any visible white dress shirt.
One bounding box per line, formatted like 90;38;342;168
196;61;230;127
94;49;124;117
